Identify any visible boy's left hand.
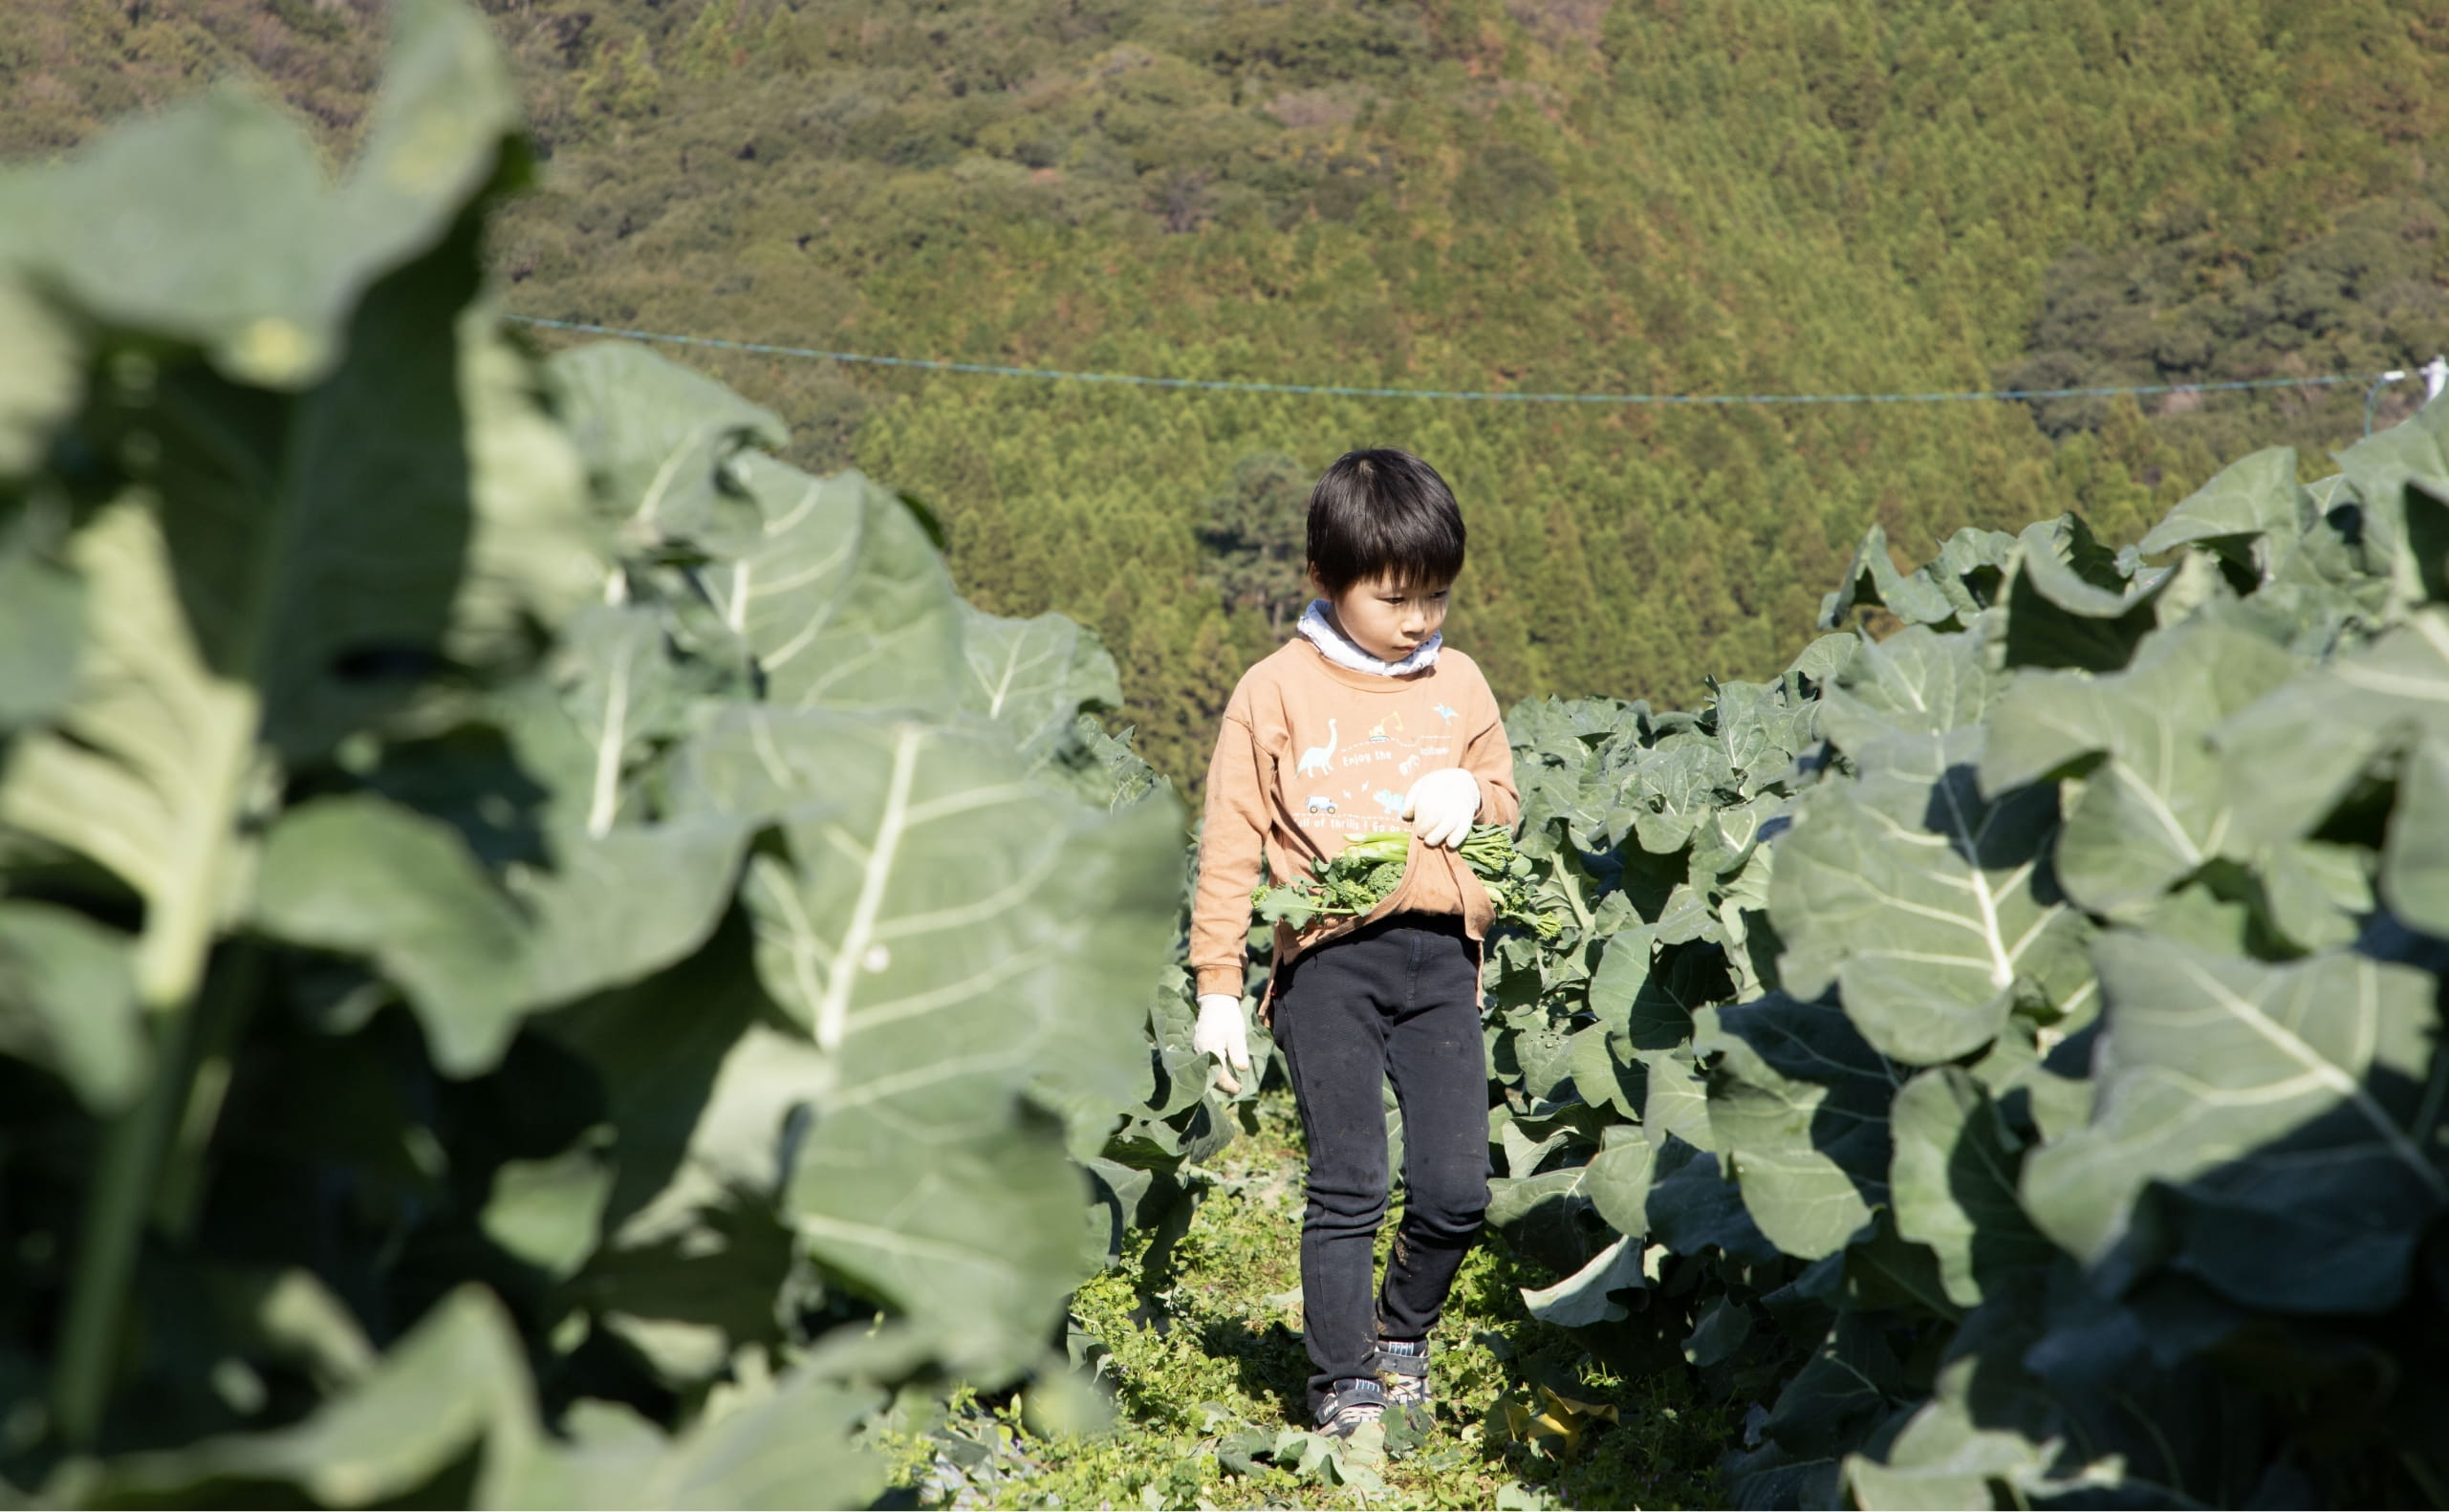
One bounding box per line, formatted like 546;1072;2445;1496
1402;768;1480;849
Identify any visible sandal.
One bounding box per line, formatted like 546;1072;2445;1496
1314;1375;1388;1437
1374;1336;1431;1412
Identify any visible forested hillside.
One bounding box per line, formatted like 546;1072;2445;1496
10;0;2444;779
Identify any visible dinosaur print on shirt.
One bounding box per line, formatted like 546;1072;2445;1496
1290;702;1460;838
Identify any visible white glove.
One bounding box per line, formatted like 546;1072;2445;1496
1193;993;1252;1094
1402;767;1481;849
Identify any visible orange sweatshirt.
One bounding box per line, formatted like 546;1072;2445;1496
1191;639;1522;1012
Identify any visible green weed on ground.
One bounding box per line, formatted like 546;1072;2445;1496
882;1091;1734;1510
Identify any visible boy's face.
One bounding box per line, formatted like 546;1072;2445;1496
1311;569;1452;663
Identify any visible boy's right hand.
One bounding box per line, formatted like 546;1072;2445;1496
1193;994;1252;1094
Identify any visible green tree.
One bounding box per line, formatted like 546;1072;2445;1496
1197;449;1311;635
18;0;2443;788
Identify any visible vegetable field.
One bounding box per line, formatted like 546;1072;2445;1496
0;2;1223;1501
4;3;2447;1508
1479;441;2449;1504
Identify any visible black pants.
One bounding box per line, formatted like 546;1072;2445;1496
1273;912;1490;1420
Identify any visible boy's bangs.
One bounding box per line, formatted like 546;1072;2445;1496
1360;531;1463;594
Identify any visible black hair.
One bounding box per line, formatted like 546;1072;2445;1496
1305;448;1466;594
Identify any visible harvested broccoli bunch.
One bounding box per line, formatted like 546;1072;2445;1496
1251;827;1563;939
1456;825;1565;940
1252;831;1411;928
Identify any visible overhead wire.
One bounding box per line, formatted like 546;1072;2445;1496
508;315;2403;411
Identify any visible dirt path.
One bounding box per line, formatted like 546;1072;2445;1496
888;1091;1734;1510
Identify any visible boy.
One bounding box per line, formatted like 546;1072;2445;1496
1189;448;1521;1436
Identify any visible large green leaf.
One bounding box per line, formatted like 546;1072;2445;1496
1583;926;1662;1041
1818;523;1957;629
145;266;598;760
787;1110;1094;1376
1490;1125;1657;1241
2330;393;2449;602
1727;1311;1914;1509
673;707;1179;1372
1841;1277;2117;1512
2253;838;2371;953
509;817;751;1010
957;603;1125;765
1981;622;2297;918
63;1285;889;1510
2217;607;2449;846
678;709;1175;1086
705;453;967;714
538;920;818;1387
1887;1068;2052;1309
1922;528;2020;621
1569;1018;1643;1118
1710;679;1817;794
0;531;81;729
1605;736;1738;853
2135;445;2305;559
254;795;529;1076
255;782;749;1084
61;1286;535;1507
482;1140;615;1283
0;0;520;391
492;1374;888;1510
1519;1234;1647;1327
2237;473;2395;652
0;900;145;1112
1485;1129;1658;1285
1643;1138;1780;1264
1853;1265;2304;1509
2000;515;2199;675
0;245;592;1012
1638;1042;1720;1152
1845;1393;2051;1512
1773;725;2088;1066
1813;625;1997;759
1963;1026;2094;1145
493;611;754;1006
2401;475;2449;605
0;270;81;477
0;503;262;1009
1701;996;1900;1262
1787;632;1862;687
2023;935;2449;1313
1581;1126;1661;1238
546;342;785;556
2380;739;2449;937
536;606;702;837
